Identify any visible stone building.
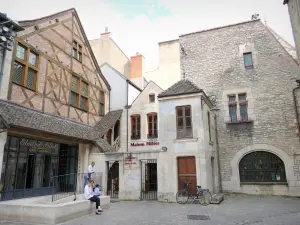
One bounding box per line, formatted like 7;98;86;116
179;19;300;196
284;0;300;63
0;8;121;201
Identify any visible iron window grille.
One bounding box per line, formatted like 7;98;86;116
239;151;287;183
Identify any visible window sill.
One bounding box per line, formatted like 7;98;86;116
226;120;253;125
173;138;198;143
240;182;288;186
73;57;82;64
12;82;37;92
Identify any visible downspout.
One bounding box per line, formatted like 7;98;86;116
109;89;111;112
126;81;129;152
0;48;6;96
213;112;222;192
293;80;300;140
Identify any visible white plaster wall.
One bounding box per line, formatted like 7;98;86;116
145;40;180;90
128;82;163;152
101;64;127;111
128;83;140;106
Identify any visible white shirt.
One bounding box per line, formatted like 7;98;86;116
87;165;95;173
84;185;94;200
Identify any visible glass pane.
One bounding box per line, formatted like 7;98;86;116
26;68;36;90
4;151;17;190
99;103;104;116
33;153;43;188
148;115;152;122
177;117;183;127
78;52;82;62
80;96;87;111
244;53;253;67
81;82;88;97
99;91;104;103
12;62;24;84
70;91;78;107
238;94;247;101
186;127;193;137
72;48;77;58
177;107;183;117
230;106;237;122
185;107;191;116
16;44;26;60
43;154;51;187
154;121;157;130
1;140;9;190
71;76;79;92
177;128;184;138
186;117;192;127
241;104;248;121
15;152;27;189
228;95;236;102
29;52;37;66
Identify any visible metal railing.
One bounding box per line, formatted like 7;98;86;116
51;172;103;202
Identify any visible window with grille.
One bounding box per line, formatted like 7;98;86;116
239;151;287;183
176;105;192;139
99;91;105;116
131;115;141;139
147;113;158;138
70;75;89;111
72;40;83;63
12;43;39;90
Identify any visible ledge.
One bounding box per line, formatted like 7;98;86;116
173;138;198;143
226;120;253;125
240;182;288;186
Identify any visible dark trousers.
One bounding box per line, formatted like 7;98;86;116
89;195;100;209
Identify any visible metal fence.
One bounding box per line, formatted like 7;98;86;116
51;172;103;202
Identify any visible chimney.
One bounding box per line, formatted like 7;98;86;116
130;52;145;89
101;27;111;37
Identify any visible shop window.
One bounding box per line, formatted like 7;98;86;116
176;105;192;139
239;151;287;183
131;115;141;139
147;113;158;138
12;43;39;90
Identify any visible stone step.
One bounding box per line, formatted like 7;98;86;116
211;194;224;204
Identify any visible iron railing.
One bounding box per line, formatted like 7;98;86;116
51;172;103;202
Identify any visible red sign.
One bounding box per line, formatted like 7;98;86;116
130;141;159;147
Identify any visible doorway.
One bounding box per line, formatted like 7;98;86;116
26;154;35;189
177;156;197;195
107;161;119;199
141;159;157;200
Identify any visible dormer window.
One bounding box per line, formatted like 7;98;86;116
149;94;155;103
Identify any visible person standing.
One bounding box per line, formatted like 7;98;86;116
84;161;95;190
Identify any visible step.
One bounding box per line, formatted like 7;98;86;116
211;194;224;204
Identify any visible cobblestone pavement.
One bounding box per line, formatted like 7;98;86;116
1;194;300;225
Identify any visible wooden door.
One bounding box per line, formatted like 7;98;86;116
177;156;197;195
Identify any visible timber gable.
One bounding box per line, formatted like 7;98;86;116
8;8;110;126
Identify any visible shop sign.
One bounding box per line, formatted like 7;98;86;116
20;139;58;150
130;141;159;147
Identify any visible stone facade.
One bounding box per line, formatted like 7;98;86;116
285;0;300;63
179;20;300;196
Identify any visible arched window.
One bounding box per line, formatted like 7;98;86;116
239;151;286;183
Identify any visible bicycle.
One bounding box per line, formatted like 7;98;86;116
176;181;212;206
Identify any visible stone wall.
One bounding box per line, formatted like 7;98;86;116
180;20;300;195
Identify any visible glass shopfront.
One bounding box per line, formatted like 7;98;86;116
0;136;78;201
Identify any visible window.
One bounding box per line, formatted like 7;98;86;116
238;94;248;121
243;52;253;69
72;40;82;62
99;91;105;116
147;113;158;138
239;151;286;183
12;43;39;90
131;115;141;139
176;106;192;139
207;111;211;142
228;95;237;122
70;75;89;111
149;94;155;103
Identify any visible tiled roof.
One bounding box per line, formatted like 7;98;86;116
158;79;202;98
0;100;122;145
94;139;116;153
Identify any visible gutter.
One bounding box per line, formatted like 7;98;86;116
109;89;111;112
293;80;300;140
126;81;129;152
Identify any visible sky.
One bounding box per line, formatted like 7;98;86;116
2;0;294;71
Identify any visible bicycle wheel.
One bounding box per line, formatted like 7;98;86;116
198;190;212;206
176;190;189;204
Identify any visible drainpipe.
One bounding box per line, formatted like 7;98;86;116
126;81;129;152
109;89;111;112
211;108;222;192
293;80;300;140
0;48;6;96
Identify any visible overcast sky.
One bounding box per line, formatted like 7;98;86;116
2;0;293;71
